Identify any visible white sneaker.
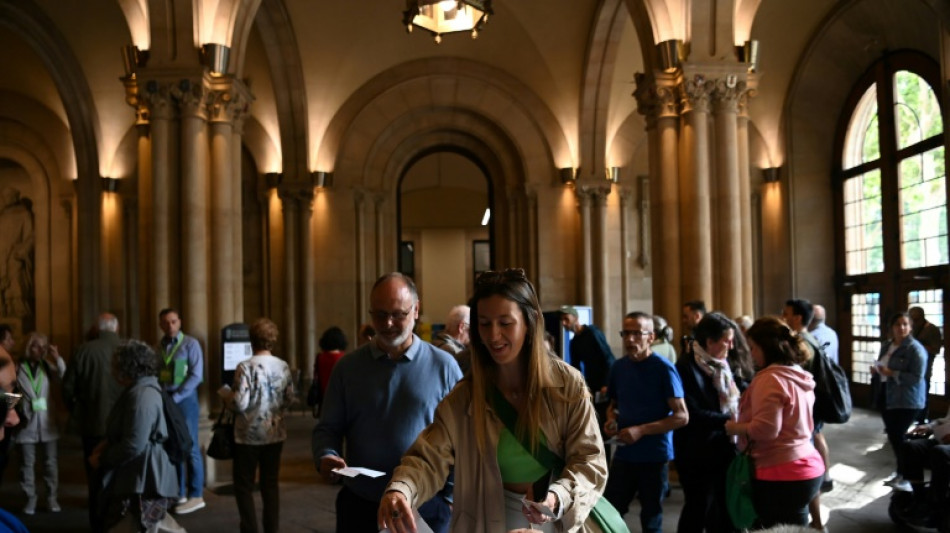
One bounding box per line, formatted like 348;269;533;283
891;479;913;492
48;497;61;513
176;496;187;505
23;497;36;515
174;497;205;515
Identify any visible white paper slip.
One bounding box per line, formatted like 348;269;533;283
379;508;433;533
603;437;626;447
332;466;385;478
520;496;557;518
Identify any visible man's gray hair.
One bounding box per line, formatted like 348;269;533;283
98;313;119;333
445;305;470;331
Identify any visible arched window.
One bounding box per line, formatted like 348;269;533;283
835;51;948;405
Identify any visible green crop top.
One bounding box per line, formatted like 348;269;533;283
497;428;549;483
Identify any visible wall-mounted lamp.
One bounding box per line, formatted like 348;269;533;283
101;177;120;193
559;167;576;185
200;43;230;76
264;172;282;189
606;167;621;183
656;39;684;73
762;167;780;183
311;171;334;189
736;40;759;72
121;45;149;78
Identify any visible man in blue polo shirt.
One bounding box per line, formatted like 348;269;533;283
604;311;688;533
312;273;462;533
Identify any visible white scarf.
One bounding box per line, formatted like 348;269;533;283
692;340;740;417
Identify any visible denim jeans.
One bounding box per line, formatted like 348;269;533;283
603;459;668;533
176;393;203;498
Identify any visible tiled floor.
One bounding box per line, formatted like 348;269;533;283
0;407;907;532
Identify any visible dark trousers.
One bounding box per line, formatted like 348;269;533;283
676;457;735;533
335;484;451;533
234;442;283;533
884;408;919;475
82;435;105;533
903;438;950;504
603;459;668;533
751;476;823;528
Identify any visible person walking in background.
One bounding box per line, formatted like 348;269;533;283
379;268;606;532
873;311;928;492
89;340;183;533
62;312;123;532
675;313;748;533
15;332;65;515
312;326;347;417
156;308;206;515
726;316;824;529
220;318;295;533
603;311;688;533
432;305;471;374
313;273;461;533
651;315;678;364
909;306;943;424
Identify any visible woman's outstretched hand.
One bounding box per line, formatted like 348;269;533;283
378;490;416;533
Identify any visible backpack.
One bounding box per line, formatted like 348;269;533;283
808;339;852;424
150;385;193;464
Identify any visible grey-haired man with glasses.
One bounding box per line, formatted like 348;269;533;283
313;272;462;533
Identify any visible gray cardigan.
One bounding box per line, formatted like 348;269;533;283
100;376;179;498
15;357;66;444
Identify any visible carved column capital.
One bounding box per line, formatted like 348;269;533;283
207;77;252;124
681;74;714;114
617;185;634;204
175;79;209;120
142;82;178;121
712;78;747;114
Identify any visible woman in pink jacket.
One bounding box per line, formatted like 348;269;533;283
725;316;825;528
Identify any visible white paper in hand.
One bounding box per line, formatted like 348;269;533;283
331;466;385;478
379;508;433;533
521;496;557;518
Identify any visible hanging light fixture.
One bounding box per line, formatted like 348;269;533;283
403;0;492;44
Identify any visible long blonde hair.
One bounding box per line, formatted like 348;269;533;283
467;268;557;455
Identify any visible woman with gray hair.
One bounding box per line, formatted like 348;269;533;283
15;332;65;515
89;340;183;532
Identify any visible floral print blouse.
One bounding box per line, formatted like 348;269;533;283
231;353;295;445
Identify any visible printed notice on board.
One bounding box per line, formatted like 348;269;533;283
224;342;253;371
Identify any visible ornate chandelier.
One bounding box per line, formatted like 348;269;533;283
403;0;492;44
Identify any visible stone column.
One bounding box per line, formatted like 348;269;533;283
354;189;368;325
575;187;594;306
591;186;610;330
679;76;714;307
178;79;210;411
208;83;236;340
126;81;154;340
713;79;743;318
525;185;539;284
231;112;247;322
279;189;299;369
618;186;632;312
635;73;681;327
737;84;756;316
374;193;386;277
299;188;316;374
143;86;176;324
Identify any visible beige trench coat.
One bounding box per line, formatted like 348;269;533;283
388;359;607;532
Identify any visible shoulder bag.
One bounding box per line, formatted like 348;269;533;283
725;441;756;529
207;409;235;460
490;388;629;533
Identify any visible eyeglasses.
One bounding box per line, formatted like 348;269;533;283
619;330;653;339
369;309;414;323
475;268;528;289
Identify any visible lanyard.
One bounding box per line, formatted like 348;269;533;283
162;333;185;367
23;362;44;397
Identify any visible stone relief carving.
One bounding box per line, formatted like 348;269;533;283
0;186;35;324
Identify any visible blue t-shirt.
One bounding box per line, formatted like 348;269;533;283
607;353;684;463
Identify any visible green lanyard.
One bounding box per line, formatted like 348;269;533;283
162;333;185;367
23;362;44;397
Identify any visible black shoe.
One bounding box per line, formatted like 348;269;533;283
820;479;834;493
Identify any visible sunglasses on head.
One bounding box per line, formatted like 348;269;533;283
0;390;22;421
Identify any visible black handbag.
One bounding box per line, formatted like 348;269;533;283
207;409;235;460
